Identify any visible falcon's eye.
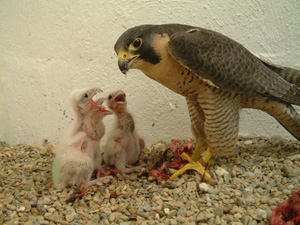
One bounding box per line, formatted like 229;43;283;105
130;38;142;50
133;39;141;48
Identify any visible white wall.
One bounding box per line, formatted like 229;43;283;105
1;0;300;145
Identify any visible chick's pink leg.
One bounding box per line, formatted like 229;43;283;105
66;175;89;202
66;173;113;203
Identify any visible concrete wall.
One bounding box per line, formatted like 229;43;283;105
1;0;300;145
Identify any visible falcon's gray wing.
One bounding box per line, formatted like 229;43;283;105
168;28;300;105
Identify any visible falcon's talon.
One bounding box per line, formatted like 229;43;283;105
198;158;208;167
170;142;212;181
201;148;213;164
169;154;211;181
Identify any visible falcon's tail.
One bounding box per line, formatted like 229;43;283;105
242;97;300;141
271;104;300;141
261;60;300;87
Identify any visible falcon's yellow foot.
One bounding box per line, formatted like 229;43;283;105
169;142;212;181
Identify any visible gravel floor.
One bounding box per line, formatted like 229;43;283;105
1;135;300;225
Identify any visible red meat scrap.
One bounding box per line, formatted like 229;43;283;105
270;190;300;225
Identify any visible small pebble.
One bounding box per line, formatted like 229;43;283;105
288;154;300;161
109;213;116;223
241;215;251;225
16;206;25;212
176;216;186;223
177;206;187;217
167;210;177;218
199;183;210;192
251;208;267;220
215;167;229;177
208;189;219;195
65;213;75;223
244;172;255;178
224;173;231;183
260;196;268;204
7;205;17;211
164;208;170;215
244;140;253;145
214;207;224;217
143;202;152;212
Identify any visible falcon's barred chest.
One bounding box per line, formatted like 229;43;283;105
137;35;241;156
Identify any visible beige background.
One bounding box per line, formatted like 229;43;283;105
1;0;300;145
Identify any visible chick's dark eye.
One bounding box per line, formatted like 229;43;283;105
83;93;88;98
108;95;112;100
123;93;126;97
133;38;142;48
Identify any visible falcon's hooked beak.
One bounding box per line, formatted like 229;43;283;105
117;51;139;74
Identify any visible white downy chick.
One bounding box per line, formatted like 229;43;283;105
81;96;113;168
103;90;145;173
52;88;112;189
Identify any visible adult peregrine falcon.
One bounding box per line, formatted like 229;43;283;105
114;24;300;180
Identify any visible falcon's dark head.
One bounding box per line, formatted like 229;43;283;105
114;24;165;74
